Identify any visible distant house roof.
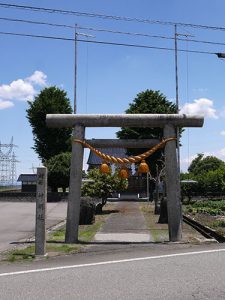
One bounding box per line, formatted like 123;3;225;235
87;148;127;166
17;174;37;182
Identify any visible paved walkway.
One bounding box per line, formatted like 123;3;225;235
95;202;151;242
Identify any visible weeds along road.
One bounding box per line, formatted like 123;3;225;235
1;245;225;300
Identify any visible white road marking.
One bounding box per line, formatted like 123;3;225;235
0;248;225;277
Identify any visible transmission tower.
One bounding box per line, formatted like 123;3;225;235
0;137;18;187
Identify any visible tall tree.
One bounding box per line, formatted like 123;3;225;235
26;86;73;162
188;154;225;176
45;152;71;192
116;89;177;175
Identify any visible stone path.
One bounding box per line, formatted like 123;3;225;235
95;202;151;242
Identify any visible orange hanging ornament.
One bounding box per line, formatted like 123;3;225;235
100;161;111;174
118;166;129;179
138;160;149;173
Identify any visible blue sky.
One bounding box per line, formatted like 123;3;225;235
0;0;225;178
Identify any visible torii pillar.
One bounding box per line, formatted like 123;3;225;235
46;113;204;243
164;124;182;241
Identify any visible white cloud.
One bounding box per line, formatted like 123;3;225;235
0;79;36;101
180;98;218;119
180;154;198;165
220;131;225;136
180;154;197;172
0;71;48;109
0;99;14;110
26;71;47;86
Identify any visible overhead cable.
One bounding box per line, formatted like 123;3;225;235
1;2;225;32
0;30;216;55
1;16;225;47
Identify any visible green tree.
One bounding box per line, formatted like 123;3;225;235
82;169;128;207
26;86;73;162
187;153;204;174
203;167;225;195
45;152;71;192
195;166;225;197
116;89;177;175
188;154;225;176
181;160;225;200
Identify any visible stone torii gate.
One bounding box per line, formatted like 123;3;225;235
46;113;204;243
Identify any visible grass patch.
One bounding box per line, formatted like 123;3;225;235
79;220;104;242
46;243;80;253
48;227;65;242
6;245;35;263
4;243;81;263
140;203;168;242
211;219;225;228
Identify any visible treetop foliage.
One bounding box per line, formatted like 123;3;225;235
116;89;177;175
125;89;177;115
26;86;73;162
188;153;225;175
117;89;177;140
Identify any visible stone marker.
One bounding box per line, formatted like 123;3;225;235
35;167;47;256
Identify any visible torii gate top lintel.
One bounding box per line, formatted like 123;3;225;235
46;113;204;128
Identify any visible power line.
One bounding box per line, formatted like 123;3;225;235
0;30;216;55
179;37;225;47
1;2;225;32
0;16;74;29
0;16;178;41
0;30;74;41
1;16;225;48
77;25;175;40
77;39;216;55
78;25;225;48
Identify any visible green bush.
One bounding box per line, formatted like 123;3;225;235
82;168;128;203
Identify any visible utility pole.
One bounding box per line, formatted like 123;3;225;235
73;25;94;114
175;25;179;112
174;26;194;225
74;24;78;114
174;26;194;172
174;25;181;178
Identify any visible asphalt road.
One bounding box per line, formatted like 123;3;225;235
1;244;225;299
0;202;67;252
